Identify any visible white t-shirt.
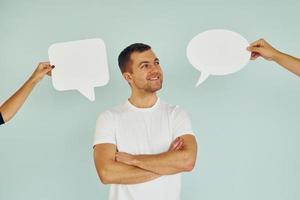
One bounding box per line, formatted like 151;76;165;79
94;98;194;200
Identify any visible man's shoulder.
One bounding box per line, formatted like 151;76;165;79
159;99;187;114
97;101;128;118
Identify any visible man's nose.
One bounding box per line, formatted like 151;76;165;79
149;63;159;72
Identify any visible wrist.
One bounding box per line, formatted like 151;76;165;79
132;155;142;167
27;75;40;86
272;50;284;62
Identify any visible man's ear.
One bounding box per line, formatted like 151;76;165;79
123;72;132;83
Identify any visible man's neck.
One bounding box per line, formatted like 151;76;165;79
128;92;158;108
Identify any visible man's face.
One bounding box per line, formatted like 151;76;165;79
124;49;163;93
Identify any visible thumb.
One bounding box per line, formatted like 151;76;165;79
43;65;55;73
247;46;261;53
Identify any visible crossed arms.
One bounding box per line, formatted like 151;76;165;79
93;134;197;185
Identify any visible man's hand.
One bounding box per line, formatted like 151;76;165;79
168;137;184;152
247;39;281;61
29;62;55;84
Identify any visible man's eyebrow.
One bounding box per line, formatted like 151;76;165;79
138;58;160;66
138;61;150;66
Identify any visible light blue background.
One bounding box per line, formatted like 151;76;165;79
1;0;299;200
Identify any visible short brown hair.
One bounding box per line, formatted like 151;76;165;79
118;43;151;73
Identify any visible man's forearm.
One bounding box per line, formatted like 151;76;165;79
132;150;195;175
116;135;197;175
97;160;160;185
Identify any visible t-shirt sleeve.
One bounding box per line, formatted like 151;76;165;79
93;111;116;146
0;112;5;125
172;106;194;139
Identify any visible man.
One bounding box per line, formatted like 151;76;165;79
93;43;197;200
0;62;54;125
247;39;300;76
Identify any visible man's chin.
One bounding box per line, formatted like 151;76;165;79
148;84;162;93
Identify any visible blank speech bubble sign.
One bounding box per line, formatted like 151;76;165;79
186;29;250;87
48;38;109;101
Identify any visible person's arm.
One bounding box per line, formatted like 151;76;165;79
115;134;197;175
0;62;54;123
94;143;161;185
0;112;4;125
93;137;184;184
247;39;300;76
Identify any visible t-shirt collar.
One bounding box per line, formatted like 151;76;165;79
126;98;160;112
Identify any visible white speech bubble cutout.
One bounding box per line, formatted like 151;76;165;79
187;29;250;87
48;38;109;101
